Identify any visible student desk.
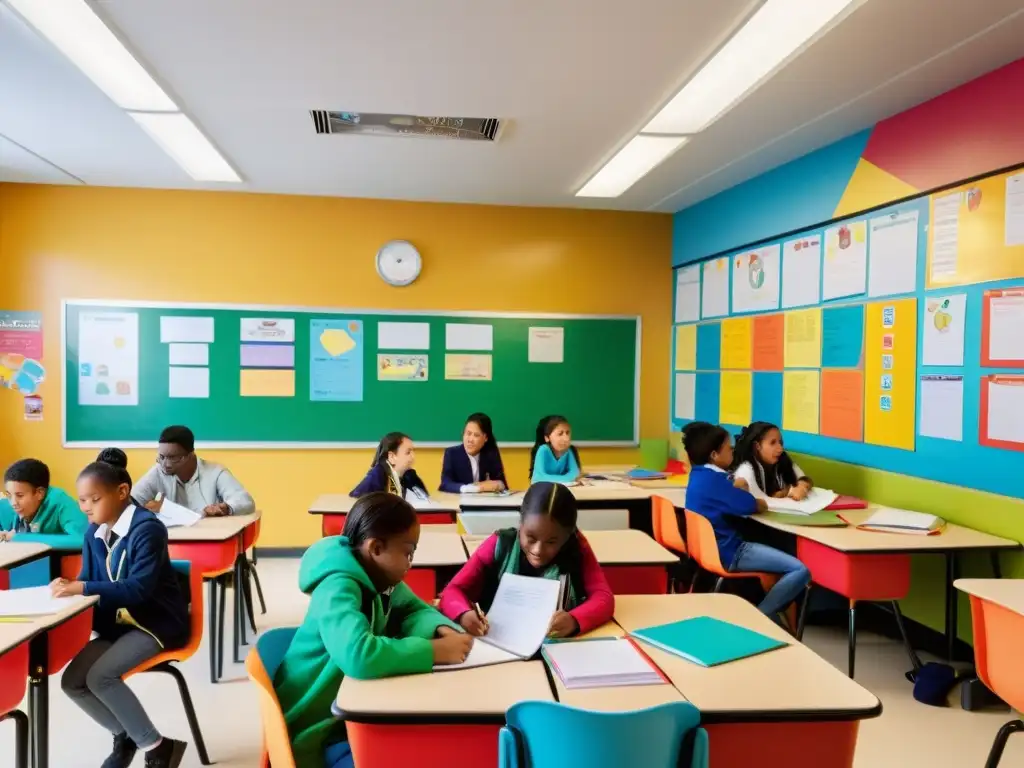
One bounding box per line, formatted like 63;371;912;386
0;543;51;589
614;594;880;768
308;494;460;536
335;661;554;768
407;530;467;601
756;510;1020;670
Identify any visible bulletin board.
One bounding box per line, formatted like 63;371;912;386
670;164;1024;500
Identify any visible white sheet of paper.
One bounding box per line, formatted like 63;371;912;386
483;573;561;658
822;222;867;300
765;488;838;515
986;378;1024;446
1006;172;1024;246
673;373;696;421
987;292;1024;363
674;265;701;323
922;293;967;366
919;375;963;442
78;311;140;406
157;498;202;528
868;211;919;297
701;257;730;318
0;586;88;617
167;343;209;366
930;192;961;281
781;235;822;308
432;637;522;671
528;327;564;363
731;245;781;314
240;317;295;343
168;366;209;399
160;316;214;344
445;323;493;351
376;322;430;350
862;508;940;531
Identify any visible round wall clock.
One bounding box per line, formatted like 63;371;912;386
376;240;422;286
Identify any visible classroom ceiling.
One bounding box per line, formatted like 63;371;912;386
1;0;1023;212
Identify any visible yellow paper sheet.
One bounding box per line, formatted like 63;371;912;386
784;308;822;368
864;298;917;450
240;368;295;397
719;371;753;426
783;370;820;434
319;328;356;357
674;325;697;371
720;317;752;369
444;354;492;381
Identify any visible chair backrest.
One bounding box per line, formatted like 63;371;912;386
652;496;686;555
500;700;707;768
170;560;204;644
967;595;1024;712
683;510;727;576
246;627;299;768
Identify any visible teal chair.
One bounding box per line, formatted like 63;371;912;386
498;701;708;768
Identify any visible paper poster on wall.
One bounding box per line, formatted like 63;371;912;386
673;373;696;422
240;344;295;368
701;257;730;319
783;308;821;368
674;325;696;371
240;318;295;343
820;370;863;442
720;317;752;370
922;293;967;366
445;354;492;381
169;366;210;399
168;343;209;367
929;192;961;282
694;372;720;424
241;368;295;397
674;265;701;323
78;311;139;406
378;354;428;381
719;371;752;426
0;311;43;360
528;327;564;363
919;375;963;442
782;370;820;435
445;323;493;351
1;353;44;396
377;322;430;350
1007;172;1024;246
980;376;1024;451
160;316;214;344
731;245;780;314
863;298;916;451
310;318;364;402
821;305;864;369
823;220;867;301
752;314;784;371
868;210;919;297
981;290;1024;366
24;394;42;421
781;236;821;308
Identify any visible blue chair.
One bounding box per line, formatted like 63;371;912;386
248;627;299;768
499;700;708;768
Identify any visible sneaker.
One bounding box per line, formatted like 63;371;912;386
100;732;137;768
143;739;187;768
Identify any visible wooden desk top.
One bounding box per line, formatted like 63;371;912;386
412;531;468;567
756;508;1019;553
309;494;462;514
955;579;1024;615
582;529;676;565
614;594;881;720
0;595;98;656
336;660;553;721
421;523;459;534
166;510;262;542
0;542;51;570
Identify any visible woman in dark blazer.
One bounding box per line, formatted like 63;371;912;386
439;413;507;493
350;432;429;499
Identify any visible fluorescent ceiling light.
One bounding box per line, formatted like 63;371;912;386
6;0;177;111
576;135;687;198
130;112;240;183
644;0;860;134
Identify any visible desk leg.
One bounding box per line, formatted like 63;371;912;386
28;633;49;768
207;578;219;684
233;554;245;663
945;553;959;662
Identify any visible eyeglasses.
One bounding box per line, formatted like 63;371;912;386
156;452;190;466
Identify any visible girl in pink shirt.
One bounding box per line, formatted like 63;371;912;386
439;482;613;638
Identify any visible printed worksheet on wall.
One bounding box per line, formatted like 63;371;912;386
1006;171;1024;247
701;258;730;318
674;265;701;323
731;245;780;314
781;235;822;308
919;375;964;442
922;294;966;367
868;211;919;297
823;221;868;300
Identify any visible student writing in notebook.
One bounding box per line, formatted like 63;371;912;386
273;493;469;768
683;422;809;626
0;458;88;541
731;422;813;501
439;412;507;493
350;432;430;501
529;415;583;484
439;481;613;638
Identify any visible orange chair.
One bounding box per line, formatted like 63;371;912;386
966;592;1024;767
246;627;299;768
651;495;687;593
123;560;211;765
0;641;29;768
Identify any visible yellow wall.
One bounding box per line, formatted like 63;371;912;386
0;183;672;546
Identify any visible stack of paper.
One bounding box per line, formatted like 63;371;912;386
157;499;202;528
581;480;633;491
856;508;945;535
765;488;839;515
0;586;89;617
543;638;665;689
631;616;787;667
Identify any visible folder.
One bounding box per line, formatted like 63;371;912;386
631;615;787;667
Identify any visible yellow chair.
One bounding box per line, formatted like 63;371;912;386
246;627;299;768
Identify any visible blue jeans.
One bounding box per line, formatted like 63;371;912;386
730;542;810;617
325;741;354;768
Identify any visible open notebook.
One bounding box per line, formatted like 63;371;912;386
850;507;946;535
156;498;202;528
542;638;666;690
765;488;838;515
433;573;560;671
0;586;90;618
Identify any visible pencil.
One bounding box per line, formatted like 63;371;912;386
473;602;486;623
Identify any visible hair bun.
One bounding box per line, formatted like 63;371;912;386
96;447;128;470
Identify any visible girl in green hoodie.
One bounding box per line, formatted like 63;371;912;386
273;492;473;768
0;458;88;542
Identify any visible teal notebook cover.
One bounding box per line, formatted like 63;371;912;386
631;615;787;667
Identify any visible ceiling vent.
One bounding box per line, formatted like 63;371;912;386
310;111;501;141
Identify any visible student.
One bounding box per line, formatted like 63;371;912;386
529;415;582;484
54;452;190;768
439;412;507;493
273;492;472;768
731;421;814;501
439;481;613;638
682;421;809;623
0;458;88;541
133;425;255;517
350;432;429;500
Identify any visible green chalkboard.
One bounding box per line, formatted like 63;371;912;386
63;301;639;447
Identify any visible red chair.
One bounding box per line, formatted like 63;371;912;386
0;642;29;768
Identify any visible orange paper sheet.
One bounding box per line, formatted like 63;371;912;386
820;370;864;441
753;314;784;370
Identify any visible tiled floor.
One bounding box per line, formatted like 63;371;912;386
2;558;1021;767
